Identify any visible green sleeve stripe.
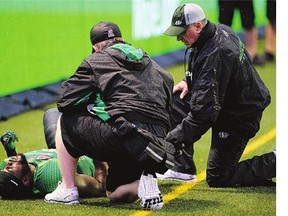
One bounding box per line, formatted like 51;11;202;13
74;92;93;106
238;37;244;62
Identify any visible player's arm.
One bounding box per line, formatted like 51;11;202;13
107;180;139;203
75;174;106;197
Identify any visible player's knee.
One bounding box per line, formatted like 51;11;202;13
43;108;61;149
206;169;231;188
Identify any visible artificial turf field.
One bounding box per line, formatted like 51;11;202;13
0;40;276;215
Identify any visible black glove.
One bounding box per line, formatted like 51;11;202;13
165;132;184;158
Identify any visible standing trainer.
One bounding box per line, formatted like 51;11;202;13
218;0;265;66
158;3;276;187
45;21;175;210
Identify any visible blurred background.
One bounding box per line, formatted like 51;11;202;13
0;0;268;98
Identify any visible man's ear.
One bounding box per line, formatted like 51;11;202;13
22;174;32;187
92;45;97;52
195;22;203;33
92;45;100;53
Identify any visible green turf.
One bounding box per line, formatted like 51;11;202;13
0;39;276;215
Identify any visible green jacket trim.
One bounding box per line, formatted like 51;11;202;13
110;43;144;60
90;93;110;122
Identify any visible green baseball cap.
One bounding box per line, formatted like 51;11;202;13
164;3;206;36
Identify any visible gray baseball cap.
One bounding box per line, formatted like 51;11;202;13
164;3;206;36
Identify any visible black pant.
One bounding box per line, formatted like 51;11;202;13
218;0;255;30
43;108;61;149
60;111;169;191
206;122;276;187
170;92;276;186
169;92;197;175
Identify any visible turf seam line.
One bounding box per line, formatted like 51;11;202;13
130;128;276;216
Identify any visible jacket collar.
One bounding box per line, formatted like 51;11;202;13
191;21;216;51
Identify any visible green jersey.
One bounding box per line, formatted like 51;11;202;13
0;149;95;196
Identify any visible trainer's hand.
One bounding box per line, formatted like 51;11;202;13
173;80;188;99
165;130;178;145
165;132;184;157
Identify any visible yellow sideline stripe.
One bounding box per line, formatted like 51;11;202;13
130;128;276;216
243;128;276;155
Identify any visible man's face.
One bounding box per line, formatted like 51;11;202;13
2;154;29;179
176;25;200;48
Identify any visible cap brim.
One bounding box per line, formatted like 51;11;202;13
164;25;185;36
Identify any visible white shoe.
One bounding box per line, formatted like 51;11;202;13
138;172;164;210
44;182;79;205
156;169;197;182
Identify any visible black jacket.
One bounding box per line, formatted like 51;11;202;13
57;42;174;128
167;21;271;145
